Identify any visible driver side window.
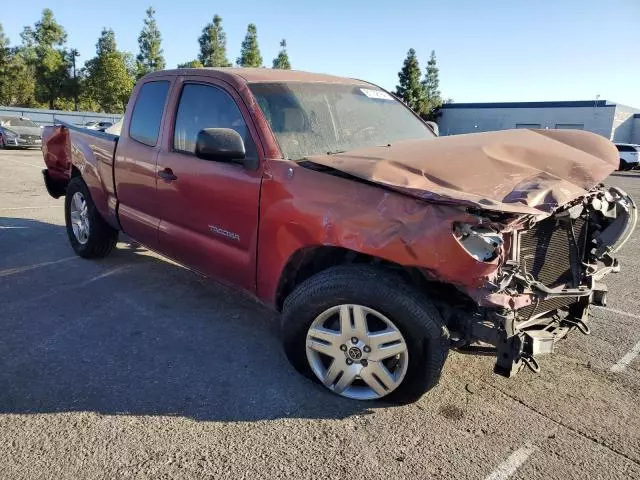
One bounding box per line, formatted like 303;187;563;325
173;83;257;158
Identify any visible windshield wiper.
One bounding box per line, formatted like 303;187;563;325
326;150;346;155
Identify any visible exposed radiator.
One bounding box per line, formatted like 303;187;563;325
516;215;588;319
519;216;587;287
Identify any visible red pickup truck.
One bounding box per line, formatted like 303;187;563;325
41;68;636;403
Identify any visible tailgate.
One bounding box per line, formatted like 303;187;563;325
42;125;72;183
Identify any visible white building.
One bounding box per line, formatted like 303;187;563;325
438;100;640;144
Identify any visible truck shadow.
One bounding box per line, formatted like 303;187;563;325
0;217;378;422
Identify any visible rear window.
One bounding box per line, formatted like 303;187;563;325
616;145;638;153
129;81;170;146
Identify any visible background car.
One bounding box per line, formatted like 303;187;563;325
84;120;114;132
0;116;42;149
104;119;122;135
616;143;640;171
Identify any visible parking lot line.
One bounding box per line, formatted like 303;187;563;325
2;157;43;169
593;306;640;321
0;256;77;278
611;340;640;373
0;206;59;211
485;445;537;480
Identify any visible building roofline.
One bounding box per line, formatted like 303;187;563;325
441;100;615;109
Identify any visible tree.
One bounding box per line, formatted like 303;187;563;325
123;52;138;80
0;24;10;104
236;24;262;67
84;28;134;113
395;48;425;114
0;27;39;107
177;59;203;68
136;7;165;79
0;24;8;65
5;52;38;107
272;39;291;70
68;48;80;110
96;28;116;55
421;50;443;120
22;9;72;109
198;15;231;67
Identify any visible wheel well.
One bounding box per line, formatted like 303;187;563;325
275;246;480;339
275;246;428;311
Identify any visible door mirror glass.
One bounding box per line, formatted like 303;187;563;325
195;128;246;163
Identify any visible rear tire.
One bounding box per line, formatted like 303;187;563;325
64;177;118;258
281;265;450;404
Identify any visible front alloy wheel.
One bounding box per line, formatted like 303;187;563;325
281;265;449;404
306;304;409;400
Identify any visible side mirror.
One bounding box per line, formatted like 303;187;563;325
195;128;246;163
426;121;439;136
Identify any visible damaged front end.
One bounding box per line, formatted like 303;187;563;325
465;185;637;377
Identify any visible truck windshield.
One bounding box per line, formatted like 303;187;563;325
248;82;434;160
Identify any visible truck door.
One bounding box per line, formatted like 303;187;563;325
155;77;263;293
114;80;172;249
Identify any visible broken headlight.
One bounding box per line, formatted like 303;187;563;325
453;223;503;262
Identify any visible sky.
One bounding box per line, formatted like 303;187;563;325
2;0;639;107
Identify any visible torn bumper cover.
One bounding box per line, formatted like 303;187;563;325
473;186;637;376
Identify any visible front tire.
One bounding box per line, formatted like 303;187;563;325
64;177;118;258
281;265;449;404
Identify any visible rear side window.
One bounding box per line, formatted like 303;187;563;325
616;145;638;152
129;81;170;146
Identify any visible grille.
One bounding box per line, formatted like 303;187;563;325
21;134;40;141
518;216;586;288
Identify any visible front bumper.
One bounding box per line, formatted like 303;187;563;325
620;159;640;170
465;186;637;377
4;137;42;147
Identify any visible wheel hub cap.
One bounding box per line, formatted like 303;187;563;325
347;346;362;360
305;304;409;400
70;192;90;245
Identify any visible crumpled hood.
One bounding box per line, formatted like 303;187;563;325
305;129;619;216
5;125;42;137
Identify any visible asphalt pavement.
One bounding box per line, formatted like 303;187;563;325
1;149;639;479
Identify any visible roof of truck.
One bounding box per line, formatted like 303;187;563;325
147;68;372;86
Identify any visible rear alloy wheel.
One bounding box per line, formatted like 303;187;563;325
69;192;90;245
282;265;449;404
64;177;119;258
306;304;409;400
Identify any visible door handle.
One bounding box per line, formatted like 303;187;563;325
158;168;177;181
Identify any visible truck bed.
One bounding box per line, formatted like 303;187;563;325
42;121;120;229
